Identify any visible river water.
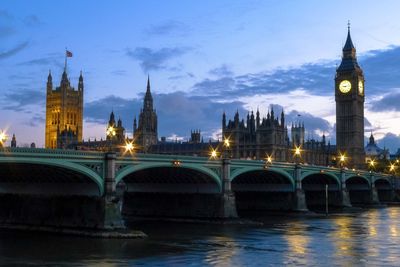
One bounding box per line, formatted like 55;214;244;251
0;207;399;266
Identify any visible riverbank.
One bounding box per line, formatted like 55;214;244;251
0;224;147;238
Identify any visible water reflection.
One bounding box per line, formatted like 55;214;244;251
283;221;311;266
1;208;400;266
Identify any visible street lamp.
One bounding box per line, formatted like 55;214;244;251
123;140;135;154
368;158;376;171
209;148;218;159
264;154;273;169
293;145;302;164
222;136;230;158
339;152;346;169
0;130;7;148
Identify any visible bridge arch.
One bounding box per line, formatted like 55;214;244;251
231;167;295;213
375;178;393;202
301;171;341;211
116;162;221;191
231;167;294;185
345;175;370;204
116;163;223;218
0;158;104;196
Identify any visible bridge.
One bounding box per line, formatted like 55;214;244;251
0;148;398;230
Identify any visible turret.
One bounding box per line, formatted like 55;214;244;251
11;134;16;148
222;112;226;130
144;75;153;111
117;117;122;128
280;109;285;128
78;71;84;91
133;117;137;134
109;111;115;126
47;70;52;92
256;108;260;128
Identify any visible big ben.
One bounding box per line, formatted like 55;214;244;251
335;25;365;169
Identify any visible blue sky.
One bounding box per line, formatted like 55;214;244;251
1;0;400;152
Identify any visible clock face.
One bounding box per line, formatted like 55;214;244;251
339;80;351;93
358;80;364;95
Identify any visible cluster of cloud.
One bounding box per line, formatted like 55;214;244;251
126;46;191;73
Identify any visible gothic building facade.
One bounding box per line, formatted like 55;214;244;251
335;26;366;168
222;109;332;165
133;76;158;152
45;69;83;149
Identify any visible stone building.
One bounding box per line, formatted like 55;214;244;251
45;67;83;149
133;76;158;152
335;25;365;168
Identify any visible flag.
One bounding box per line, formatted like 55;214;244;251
66;50;73;57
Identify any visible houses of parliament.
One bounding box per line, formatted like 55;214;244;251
44;27;369;168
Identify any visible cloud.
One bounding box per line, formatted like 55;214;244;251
17;55;62;67
145;20;189;36
0;42;29;60
0;10;13;20
376;132;400;154
368;91;400;112
208;64;234;77
23;15;42;27
111;70;127;76
25;114;45;127
84;92;246;139
0;26;15;38
0;89;45;112
126;47;191;72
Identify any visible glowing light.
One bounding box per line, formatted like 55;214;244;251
369;159;375;167
124;141;134;152
339;153;346;163
210;148;218;159
106;126;116;137
223;138;230;148
389;163;396;173
172;160;181;167
265;154;273;164
0;130;7;145
294;146;301;157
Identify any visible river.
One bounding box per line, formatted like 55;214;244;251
0;207;399;266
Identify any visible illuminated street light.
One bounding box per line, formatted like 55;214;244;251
389;163;396;173
106;126;116;137
369;159;375;170
294;146;301;157
265;154;273;164
172;160;181;167
224;137;230;148
339;152;346;168
124;141;134;153
210;148;218;159
0;130;8;147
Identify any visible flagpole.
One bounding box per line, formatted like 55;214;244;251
64;47;67;72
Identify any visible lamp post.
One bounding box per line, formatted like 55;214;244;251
265;154;273;169
0;130;8;148
293;145;302;165
106;125;116;151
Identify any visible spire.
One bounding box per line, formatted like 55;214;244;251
147;74;150;92
343;21;355;51
78;70;84;91
109;111;115;125
143;76;153;110
47;70;53;92
369;132;375;145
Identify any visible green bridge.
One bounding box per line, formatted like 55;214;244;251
0;148;398;230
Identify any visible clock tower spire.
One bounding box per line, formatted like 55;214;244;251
335;24;365;169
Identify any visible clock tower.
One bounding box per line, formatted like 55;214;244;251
335;24;365;169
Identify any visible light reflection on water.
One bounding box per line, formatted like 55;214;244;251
1;207;400;266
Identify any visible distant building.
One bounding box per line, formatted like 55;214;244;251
365;133;390;161
45;65;83;149
133;76;158;152
11;134;16;148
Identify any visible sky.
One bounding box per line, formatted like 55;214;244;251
1;0;400;152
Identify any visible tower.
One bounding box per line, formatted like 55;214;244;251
335;24;365;168
134;76;158;151
45;65;84;148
